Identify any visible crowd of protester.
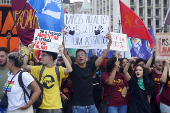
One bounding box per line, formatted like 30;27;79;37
0;32;170;113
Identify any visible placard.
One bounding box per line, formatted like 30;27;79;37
110;33;128;51
64;14;109;49
156;33;170;60
33;29;63;53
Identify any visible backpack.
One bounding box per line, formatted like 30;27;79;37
18;66;60;109
149;71;157;99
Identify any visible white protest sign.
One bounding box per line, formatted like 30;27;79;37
110;33;128;52
33;29;63;53
64;14;109;49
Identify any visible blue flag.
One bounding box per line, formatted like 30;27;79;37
96;49;113;58
130;37;142;57
88;49;95;59
149;26;156;45
138;40;152;60
27;0;64;32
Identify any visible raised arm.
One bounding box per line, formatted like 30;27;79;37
105;61;119;85
123;57;135;81
146;47;156;74
20;81;41;110
6;32;12;53
59;45;73;74
95;32;112;68
160;58;169;84
22;43;32;71
61;26;72;65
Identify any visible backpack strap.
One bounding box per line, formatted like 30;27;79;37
18;70;31;104
39;66;45;81
55;66;60;90
159;84;164;95
106;74;118;104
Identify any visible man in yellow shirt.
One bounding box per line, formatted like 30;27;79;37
22;44;72;113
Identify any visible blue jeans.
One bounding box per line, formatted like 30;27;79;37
160;102;170;113
0;101;7;113
108;105;127;113
73;105;98;113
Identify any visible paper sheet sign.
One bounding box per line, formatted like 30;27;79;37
64;14;109;49
33;29;63;53
110;33;128;52
156;33;170;60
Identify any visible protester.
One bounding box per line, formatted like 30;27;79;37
146;48;162;113
56;56;63;66
28;58;36;66
135;58;146;67
101;57;128;113
0;32;11;112
123;57;152;113
160;58;170;113
67;32;112;113
60;57;76;113
0;47;9;112
3;52;41;113
22;44;72;113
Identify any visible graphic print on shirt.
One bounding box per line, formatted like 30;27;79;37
42;75;55;89
167;80;170;87
154;78;160;84
113;79;124;93
3;81;15;92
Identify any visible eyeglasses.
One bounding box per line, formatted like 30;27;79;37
77;53;85;57
42;54;50;57
155;61;162;63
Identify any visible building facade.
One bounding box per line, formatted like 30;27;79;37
90;0;170;34
0;0;11;4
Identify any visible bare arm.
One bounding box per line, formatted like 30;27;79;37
62;27;72;65
6;32;11;53
20;81;41;110
160;58;169;84
22;44;32;71
146;48;155;74
105;61;119;85
59;45;73;74
123;58;135;81
95;32;112;68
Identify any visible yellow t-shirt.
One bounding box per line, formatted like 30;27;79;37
31;65;66;109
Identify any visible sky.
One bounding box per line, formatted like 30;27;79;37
70;0;90;3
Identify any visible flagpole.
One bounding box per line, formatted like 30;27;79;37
10;2;27;34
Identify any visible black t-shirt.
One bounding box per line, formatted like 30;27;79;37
70;62;96;106
93;74;102;108
128;78;151;113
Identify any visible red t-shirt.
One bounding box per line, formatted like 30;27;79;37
160;76;170;106
61;78;73;98
101;72;127;107
149;69;162;103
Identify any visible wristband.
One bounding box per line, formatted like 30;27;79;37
108;42;112;45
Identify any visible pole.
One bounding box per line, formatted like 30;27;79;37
10;2;27;34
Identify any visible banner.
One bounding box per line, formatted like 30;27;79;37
12;0;39;46
33;29;63;53
110;32;128;51
156;33;170;60
130;37;142;57
0;5;19;52
119;0;155;48
64;14;109;49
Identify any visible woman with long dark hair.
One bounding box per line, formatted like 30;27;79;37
101;57;128;113
123;58;151;113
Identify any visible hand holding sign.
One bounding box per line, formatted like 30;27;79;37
28;43;33;53
58;45;64;55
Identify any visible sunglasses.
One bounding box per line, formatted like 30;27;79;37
155;61;162;63
77;53;85;57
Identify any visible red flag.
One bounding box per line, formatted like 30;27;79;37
119;0;155;48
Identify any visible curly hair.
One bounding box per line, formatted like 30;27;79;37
8;52;24;67
105;57;117;73
131;64;151;95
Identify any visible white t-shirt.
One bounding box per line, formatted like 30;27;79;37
3;71;34;111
